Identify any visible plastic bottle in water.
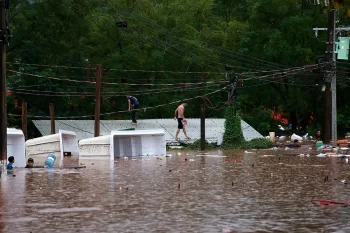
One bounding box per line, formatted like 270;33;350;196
45;154;56;168
316;141;324;150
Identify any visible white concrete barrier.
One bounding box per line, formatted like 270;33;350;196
25;130;79;168
7;128;25;167
110;129;166;160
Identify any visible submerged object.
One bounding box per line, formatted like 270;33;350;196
311;199;350;206
44;154;56;168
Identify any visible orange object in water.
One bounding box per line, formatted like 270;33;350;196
337;140;348;147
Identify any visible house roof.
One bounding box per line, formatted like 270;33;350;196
32;119;263;143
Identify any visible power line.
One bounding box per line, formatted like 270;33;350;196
7;69;228;86
8;86;227;119
7;62;95;70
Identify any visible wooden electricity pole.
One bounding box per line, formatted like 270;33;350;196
323;7;336;144
22;102;27;140
94;64;102;137
49;103;55;134
0;0;7;163
200;104;205;151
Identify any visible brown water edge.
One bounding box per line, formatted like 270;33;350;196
1;149;350;233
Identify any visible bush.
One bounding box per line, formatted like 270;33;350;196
180;139;216;150
222;104;273;149
244;138;274;149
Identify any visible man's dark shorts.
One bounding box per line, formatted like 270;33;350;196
177;118;183;129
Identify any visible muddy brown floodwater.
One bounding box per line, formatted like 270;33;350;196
1;149;350;232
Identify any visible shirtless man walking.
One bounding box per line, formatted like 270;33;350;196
174;103;191;140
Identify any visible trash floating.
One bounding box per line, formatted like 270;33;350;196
195;154;226;158
311;199;350;206
297;154;310;157
244;151;253;154
224;158;242;163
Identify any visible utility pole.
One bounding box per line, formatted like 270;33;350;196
94;64;102;137
323;7;336;144
49;103;55;134
22;102;27;140
0;0;7;170
230;72;239;116
200;104;205;151
314;25;350;143
330;10;337;144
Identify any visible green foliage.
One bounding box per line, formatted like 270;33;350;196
337;106;350;136
222;106;244;148
180;140;216;150
222;104;273;149
244;138;274;149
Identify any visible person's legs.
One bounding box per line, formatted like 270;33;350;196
182;127;191;139
176;118;183;140
131;110;136;123
175;129;180;140
131;105;139;123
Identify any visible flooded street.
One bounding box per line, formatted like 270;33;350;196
1;149;350;232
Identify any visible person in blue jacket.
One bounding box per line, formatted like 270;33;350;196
7;156;14;170
127;95;140;124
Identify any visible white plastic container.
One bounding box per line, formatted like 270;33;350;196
79;135;111;158
7;128;26;167
110;129;166;160
269;132;275;142
25;130;79;168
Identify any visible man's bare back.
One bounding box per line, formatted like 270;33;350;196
176;105;185;118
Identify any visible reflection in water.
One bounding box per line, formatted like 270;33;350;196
1;149;350;232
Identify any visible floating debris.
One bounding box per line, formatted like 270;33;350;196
224;158;242;163
311;199;350;206
324;176;329;182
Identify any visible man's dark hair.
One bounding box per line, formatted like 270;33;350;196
28;158;34;162
8;156;14;163
294;139;299;143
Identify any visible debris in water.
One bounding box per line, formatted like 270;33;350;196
252;164;254;167
312;199;350;206
224;158;242;163
324;176;329;182
169;169;172;172
178;184;180;189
